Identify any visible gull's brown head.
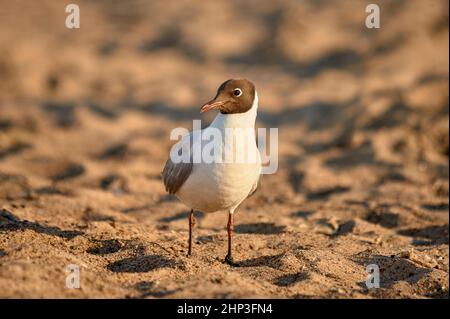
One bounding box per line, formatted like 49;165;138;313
200;79;256;114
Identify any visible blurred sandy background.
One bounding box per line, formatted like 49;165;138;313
0;0;448;298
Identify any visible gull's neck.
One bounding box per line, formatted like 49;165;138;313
210;91;258;130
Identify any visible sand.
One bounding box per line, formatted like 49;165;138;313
0;0;448;298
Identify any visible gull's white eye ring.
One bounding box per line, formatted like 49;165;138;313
233;88;243;97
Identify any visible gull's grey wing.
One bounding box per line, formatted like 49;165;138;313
162;132;194;195
162;158;193;195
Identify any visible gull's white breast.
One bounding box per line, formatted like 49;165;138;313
176;139;261;213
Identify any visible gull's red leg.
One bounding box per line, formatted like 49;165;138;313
188;209;195;256
225;211;238;266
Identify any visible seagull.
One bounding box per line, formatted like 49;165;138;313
162;78;261;265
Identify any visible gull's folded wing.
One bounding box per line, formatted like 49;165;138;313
162;132;194;195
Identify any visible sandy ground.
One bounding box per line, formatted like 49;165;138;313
0;0;448;298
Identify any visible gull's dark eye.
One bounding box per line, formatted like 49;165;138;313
233;88;243;97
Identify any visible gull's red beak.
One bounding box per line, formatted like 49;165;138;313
200;100;223;113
